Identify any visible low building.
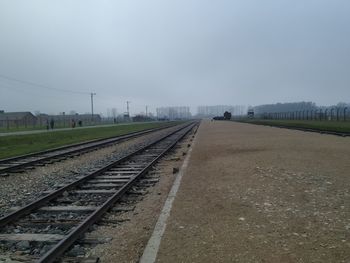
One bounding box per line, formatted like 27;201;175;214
247;109;254;118
46;113;102;127
156;106;191;120
0;111;37;128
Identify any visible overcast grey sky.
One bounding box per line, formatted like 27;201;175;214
0;0;349;115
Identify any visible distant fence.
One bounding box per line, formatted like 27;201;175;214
257;107;349;121
0;117;152;131
0;117;105;131
0;117;38;130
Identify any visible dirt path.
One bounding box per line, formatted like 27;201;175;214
156;120;350;263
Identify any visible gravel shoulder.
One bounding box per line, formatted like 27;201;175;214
156;120;350;263
0;126;179;216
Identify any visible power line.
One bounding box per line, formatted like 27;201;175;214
0;84;40;95
0;73;89;95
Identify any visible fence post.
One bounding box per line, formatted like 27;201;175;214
336;108;339;121
344;107;348;121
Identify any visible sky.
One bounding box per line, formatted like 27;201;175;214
0;0;350;116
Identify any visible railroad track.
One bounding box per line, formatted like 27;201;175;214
0;123;178;175
0;121;197;262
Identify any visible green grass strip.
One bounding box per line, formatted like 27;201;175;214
238;119;350;133
0;122;182;159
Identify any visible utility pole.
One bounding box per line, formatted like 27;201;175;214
91;92;96;121
146;105;148;117
126;101;131;117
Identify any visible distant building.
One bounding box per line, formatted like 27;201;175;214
247;108;254;118
37;113;101;127
197;105;235;118
49;114;101;124
36;114;49;126
197;105;248;118
123;113;131;122
156;107;191;120
132;115;153;122
0;111;37;127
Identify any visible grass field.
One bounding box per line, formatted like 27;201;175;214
0;121;182;159
0;122;153;133
0;124;72;133
238;119;350;133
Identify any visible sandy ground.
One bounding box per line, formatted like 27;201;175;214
156;120;350;263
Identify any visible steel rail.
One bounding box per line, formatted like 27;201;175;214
0;122;194;227
38;122;197;263
0;123;176;163
0;123;179;174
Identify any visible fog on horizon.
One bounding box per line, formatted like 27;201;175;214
0;0;350;116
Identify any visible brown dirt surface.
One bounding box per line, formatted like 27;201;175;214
156;120;350;263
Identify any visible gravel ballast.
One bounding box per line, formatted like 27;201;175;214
0;126;182;216
85;130;196;262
